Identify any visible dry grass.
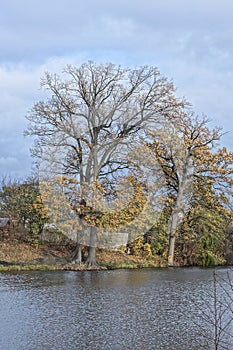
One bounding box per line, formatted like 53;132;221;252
0;239;164;271
0;240;43;263
96;248;164;268
0;239;69;265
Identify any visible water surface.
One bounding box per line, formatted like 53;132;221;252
0;268;232;349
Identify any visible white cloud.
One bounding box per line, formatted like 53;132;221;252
0;0;233;177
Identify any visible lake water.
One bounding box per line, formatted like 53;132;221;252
0;268;232;350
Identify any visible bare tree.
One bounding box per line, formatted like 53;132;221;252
25;61;185;265
190;269;233;350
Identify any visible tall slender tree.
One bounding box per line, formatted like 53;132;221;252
149;113;233;266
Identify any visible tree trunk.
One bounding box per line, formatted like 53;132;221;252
167;188;185;267
86;226;97;266
168;232;176;267
38;225;44;244
71;229;83;264
72;243;82;264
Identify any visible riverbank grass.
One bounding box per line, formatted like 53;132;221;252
0;239;165;272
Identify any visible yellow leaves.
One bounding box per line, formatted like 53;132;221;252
39;177;82;236
38;174;150;244
129;236;152;258
32;195;49;220
79;176;148;229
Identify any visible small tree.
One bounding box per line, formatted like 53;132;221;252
190;270;233;350
0;178;48;240
176;176;232;266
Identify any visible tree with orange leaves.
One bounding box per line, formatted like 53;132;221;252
149;113;233;266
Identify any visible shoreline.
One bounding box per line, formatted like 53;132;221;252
0;260;162;272
0;239;228;273
0;261;230;273
0;238;166;272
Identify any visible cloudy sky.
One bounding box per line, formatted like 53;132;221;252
1;0;233;178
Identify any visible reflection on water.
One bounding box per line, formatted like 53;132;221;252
0;268;232;350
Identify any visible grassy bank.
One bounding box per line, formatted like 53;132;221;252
0;239;165;272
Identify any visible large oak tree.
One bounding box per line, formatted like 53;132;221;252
26;61;185;265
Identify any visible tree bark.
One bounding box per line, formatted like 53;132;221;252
85;226;97;266
167;147;192;266
168;213;178;266
72;243;82;264
71;229;83;264
167;186;185;266
168;233;176;267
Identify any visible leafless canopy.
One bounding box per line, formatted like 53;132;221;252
25;61;185;185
